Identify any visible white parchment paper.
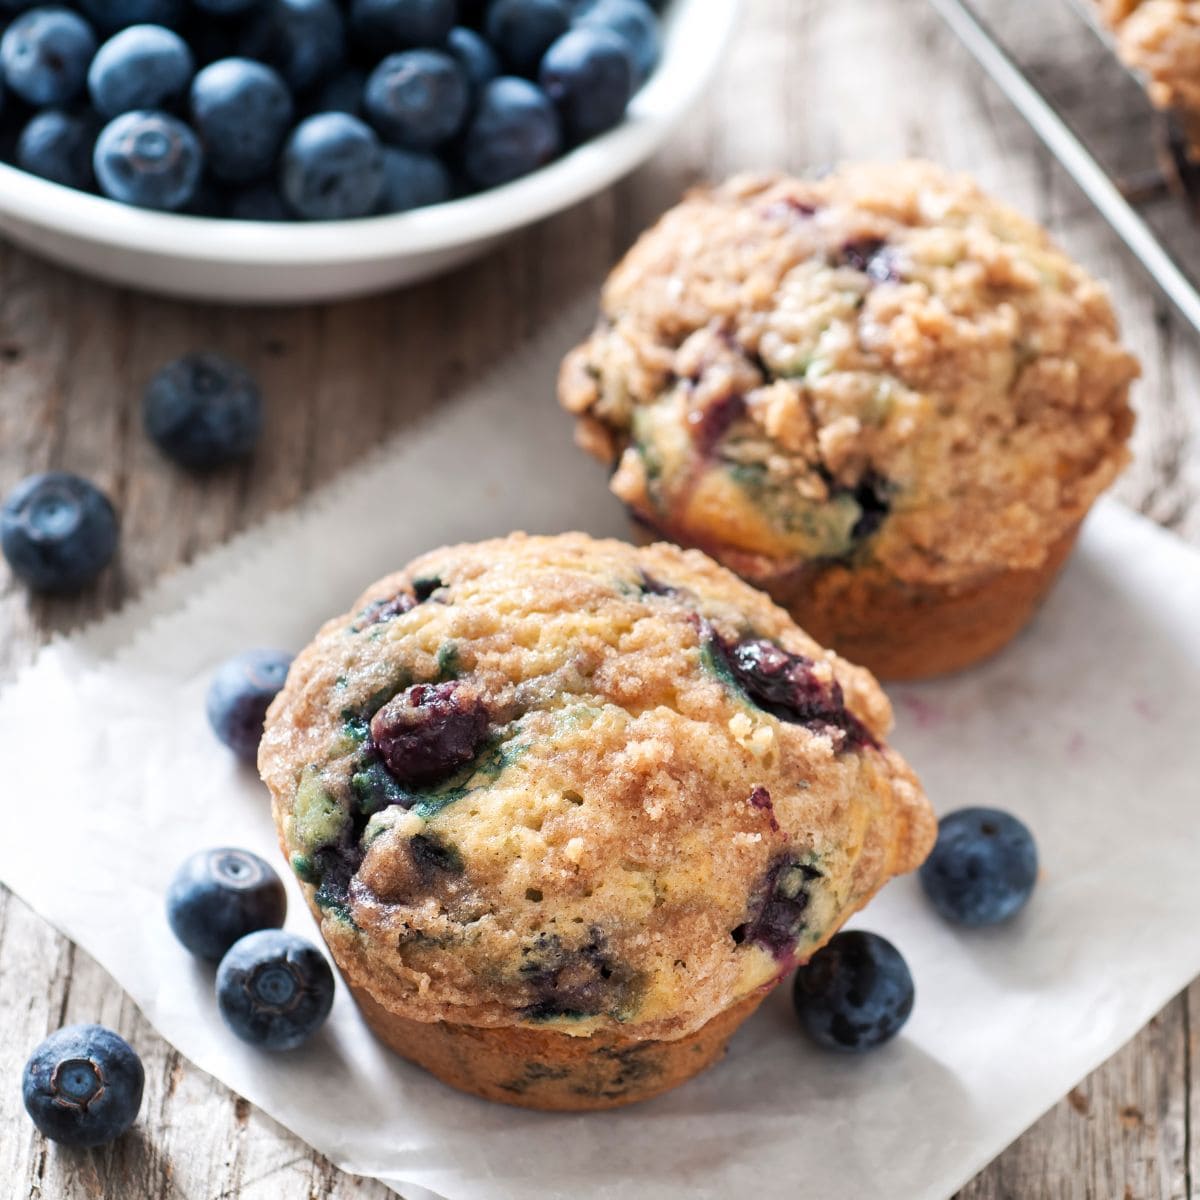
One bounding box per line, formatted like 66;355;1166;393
2;314;1199;1200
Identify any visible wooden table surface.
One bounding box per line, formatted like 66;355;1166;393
1;1;1197;1196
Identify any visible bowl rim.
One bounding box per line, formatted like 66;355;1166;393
0;0;741;267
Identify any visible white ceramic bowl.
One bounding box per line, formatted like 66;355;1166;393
0;0;740;305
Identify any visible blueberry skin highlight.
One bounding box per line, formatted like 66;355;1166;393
575;0;659;86
167;847;288;962
462;75;561;188
93;109;203;210
792;930;915;1053
364;49;469;150
144;351;262;468
920;807;1039;927
280;112;385;220
17;108;98;189
1;471;117;592
23;1024;144;1147
216;930;335;1050
87;24;195;119
445;25;499;98
190;58;293;184
1;7;97;107
206;648;294;761
539;25;632;141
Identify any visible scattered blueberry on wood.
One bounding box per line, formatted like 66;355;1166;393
0;0;665;219
1;470;118;592
142;351;262;468
22;1024;144;1146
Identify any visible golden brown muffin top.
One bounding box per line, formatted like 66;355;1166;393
560;163;1138;588
1097;0;1200;134
260;533;933;1040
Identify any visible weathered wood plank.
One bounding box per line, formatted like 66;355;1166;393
1;0;1198;1196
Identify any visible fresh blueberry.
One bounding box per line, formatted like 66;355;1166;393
461;75;560;188
380;146;451;211
190;58;293;184
239;0;345;93
485;0;569;75
1;471;117;592
349;0;457;52
206;647;293;760
1;7;97;107
167;847;288;962
539;25;631;140
88;24;194;119
445;25;498;97
307;65;365;116
75;0;185;32
228;181;291;220
143;351;262;468
93;109;203;210
22;1025;144;1147
369;680;490;784
575;0;658;85
280;112;384;220
363;49;468;149
216;929;335;1050
919;807;1038;927
792;930;915;1052
16;108;98;189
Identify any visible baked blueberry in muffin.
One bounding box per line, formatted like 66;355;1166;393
559;163;1139;677
260;532;933;1109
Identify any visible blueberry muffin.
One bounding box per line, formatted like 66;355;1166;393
558;163;1139;678
1098;0;1200;144
259;533;933;1110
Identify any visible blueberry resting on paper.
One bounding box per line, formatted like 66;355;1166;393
206;648;294;761
216;929;335;1049
167;847;288;961
919;807;1038;926
792;930;914;1052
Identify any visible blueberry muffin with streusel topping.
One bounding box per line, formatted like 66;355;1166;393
259;533;933;1110
559;162;1139;678
1098;1;1200;146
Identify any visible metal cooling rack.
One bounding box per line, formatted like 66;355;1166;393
929;0;1200;337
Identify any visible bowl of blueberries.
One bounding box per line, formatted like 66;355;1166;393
0;0;738;303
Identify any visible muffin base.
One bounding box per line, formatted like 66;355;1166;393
350;984;766;1111
633;520;1080;680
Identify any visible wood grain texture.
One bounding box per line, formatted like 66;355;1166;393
1;0;1197;1196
